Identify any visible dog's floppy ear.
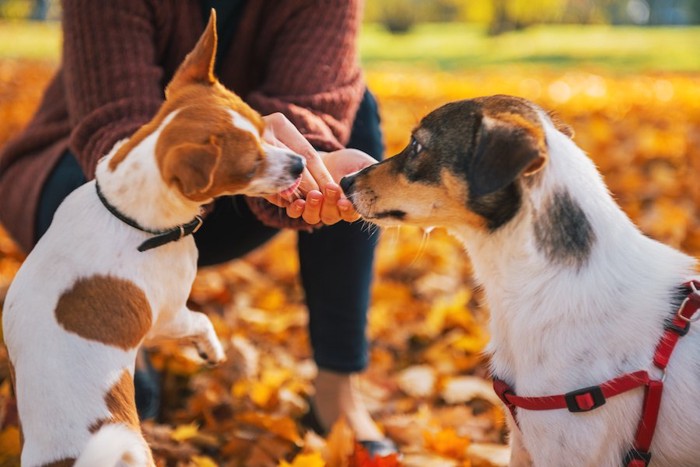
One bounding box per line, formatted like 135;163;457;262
167;9;218;93
468;114;547;197
161;137;221;199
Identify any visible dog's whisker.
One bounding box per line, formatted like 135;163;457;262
407;228;430;268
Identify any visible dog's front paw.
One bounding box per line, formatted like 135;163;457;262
195;335;226;366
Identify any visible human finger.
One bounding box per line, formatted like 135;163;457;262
301;190;323;225
338;198;360;222
263;113;334;189
319;183;343;225
286;199;305;219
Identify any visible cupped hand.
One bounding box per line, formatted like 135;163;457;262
285;148;377;224
260;113;377;225
261;112;333;203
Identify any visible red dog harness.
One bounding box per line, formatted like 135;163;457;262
493;280;700;467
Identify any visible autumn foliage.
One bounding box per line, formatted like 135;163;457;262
0;57;699;466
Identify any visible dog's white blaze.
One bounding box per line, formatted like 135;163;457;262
229;109;259;137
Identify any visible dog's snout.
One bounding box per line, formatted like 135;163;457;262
290;155;305;178
340;174;356;194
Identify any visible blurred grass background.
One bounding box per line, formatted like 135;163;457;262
0;20;698;71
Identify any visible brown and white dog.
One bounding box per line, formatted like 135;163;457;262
3;12;304;467
341;95;700;466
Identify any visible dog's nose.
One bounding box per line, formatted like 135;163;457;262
340;174;356;194
290;155;305;178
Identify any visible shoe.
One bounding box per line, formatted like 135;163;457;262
356;439;401;459
300;401;400;459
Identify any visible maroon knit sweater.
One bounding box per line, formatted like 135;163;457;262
0;0;365;253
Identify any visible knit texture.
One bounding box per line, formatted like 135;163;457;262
0;0;364;252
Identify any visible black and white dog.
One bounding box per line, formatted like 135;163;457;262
341;95;700;467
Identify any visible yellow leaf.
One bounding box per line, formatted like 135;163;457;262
171;423;200;442
280;452;326;467
249;380;277;409
236;411;302;445
191;455;218;467
424;427;470;460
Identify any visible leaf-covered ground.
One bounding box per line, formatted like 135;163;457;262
0;59;699;466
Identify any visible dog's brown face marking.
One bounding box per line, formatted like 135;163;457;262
108;11;292;202
533;189;595;268
154;96;266;202
344;95;552;230
89;369;140;433
55;275;152;350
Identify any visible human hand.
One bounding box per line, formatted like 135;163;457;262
260;113;377;225
261;112;333;205
285;148;377;224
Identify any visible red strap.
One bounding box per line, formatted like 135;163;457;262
654;280;700;368
633;380;663;452
493;378;519;424
627;280;700;465
493;370;649;412
493;280;700;467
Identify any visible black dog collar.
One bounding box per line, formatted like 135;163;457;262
95;181;203;252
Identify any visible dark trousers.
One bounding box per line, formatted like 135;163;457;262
37;90;383;373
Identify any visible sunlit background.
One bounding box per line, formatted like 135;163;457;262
0;1;699;465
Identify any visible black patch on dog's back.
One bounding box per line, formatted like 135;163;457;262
533;190;595;268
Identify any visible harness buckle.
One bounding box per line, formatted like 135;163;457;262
678;281;700;323
665;319;690;336
192;215;204;233
564;385;606;412
622;449;651;467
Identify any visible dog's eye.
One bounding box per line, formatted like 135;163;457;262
410;138;424;156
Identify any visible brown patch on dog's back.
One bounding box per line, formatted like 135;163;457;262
88;370;154;465
105;370;140;429
89;369;140;433
55;275;151;350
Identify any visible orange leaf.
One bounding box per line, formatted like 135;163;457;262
349;443;402;467
423;427;470;460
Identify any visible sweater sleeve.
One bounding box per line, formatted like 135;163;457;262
61;0;164;178
245;0;365;152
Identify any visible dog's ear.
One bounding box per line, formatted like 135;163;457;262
167;9;218;93
161;137;221;199
548;110;575;138
468;114;548;197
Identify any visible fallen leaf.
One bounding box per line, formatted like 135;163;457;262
279;452;326;467
441;377;500;406
397;365;436;398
